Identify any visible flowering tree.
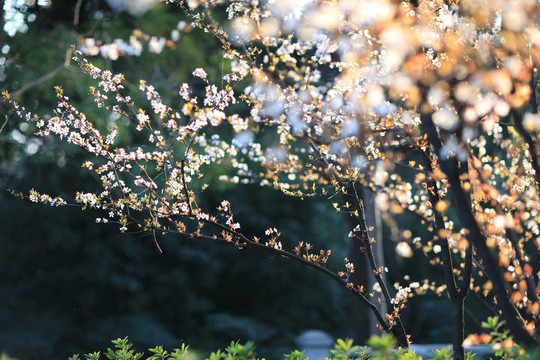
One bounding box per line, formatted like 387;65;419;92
5;0;540;359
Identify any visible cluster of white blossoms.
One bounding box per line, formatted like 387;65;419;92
265;239;283;251
75;192;101;208
28;189;66;207
264;228;279;236
192;68;207;79
391;286;412;305
81;19;189;60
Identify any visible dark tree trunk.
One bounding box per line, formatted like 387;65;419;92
452;297;466;360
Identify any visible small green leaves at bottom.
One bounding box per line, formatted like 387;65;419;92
430;347;452;360
283;350;306;360
147;345;167;359
69;338;198;360
85;352;101;360
366;334;397;352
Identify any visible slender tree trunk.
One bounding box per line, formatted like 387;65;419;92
423;149;472;360
349;223;372;345
452;296;466;360
362;187;388;336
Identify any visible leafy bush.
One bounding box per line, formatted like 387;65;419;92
69;334;540;360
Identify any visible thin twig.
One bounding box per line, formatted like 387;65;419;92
74;0;83;26
0;115;8;134
151;228;163;254
12;49;72;99
180;159;193;215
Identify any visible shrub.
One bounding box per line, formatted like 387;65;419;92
68;334;540;360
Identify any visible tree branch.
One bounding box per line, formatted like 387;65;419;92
11;49;72;99
306;135;410;347
512;108;540;189
421;112;539;346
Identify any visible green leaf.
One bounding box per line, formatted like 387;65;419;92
283;350;306;360
431;347;452;360
84;352;101;360
366;334;397;352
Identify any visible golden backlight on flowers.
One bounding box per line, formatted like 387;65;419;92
6;0;540;357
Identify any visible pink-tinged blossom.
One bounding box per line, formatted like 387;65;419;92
265;227;278;235
105;128;117;145
229;114;249;132
226;216;240;230
204;85;236;111
231;59;250;76
391;286;412;305
192;68;207;79
75;192;100;208
46;116;70;139
136;111;150;131
265;240;282;250
196;212;210;221
166;118;178;130
179;202;190;213
179;83;192;101
133;176;157;189
220;200;230;212
206;109;226;126
68;132;84;146
151;99;168;118
28;189;67;206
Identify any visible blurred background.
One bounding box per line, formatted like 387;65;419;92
0;1;490;359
